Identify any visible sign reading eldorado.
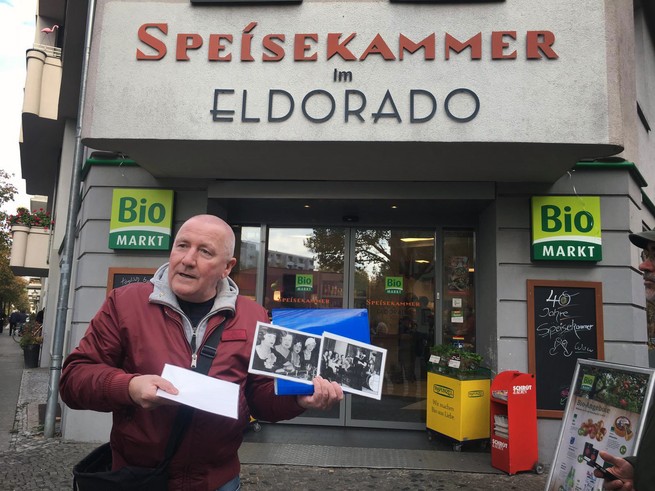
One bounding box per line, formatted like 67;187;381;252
109;189;174;250
531;196;602;262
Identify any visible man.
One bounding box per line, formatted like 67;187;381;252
9;309;24;336
60;215;343;491
593;230;655;490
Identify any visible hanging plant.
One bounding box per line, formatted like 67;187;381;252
7;207;34;227
31;208;54;230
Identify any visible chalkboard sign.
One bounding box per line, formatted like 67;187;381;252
527;280;604;418
107;267;157;296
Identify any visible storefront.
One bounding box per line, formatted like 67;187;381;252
37;0;653;458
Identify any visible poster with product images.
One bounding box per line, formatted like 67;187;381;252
447;256;469;292
546;360;655;491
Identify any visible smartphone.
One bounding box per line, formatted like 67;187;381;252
583;456;622;483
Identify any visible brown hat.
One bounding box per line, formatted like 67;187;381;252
629;230;655;249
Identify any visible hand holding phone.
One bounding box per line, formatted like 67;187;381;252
583;456;623;483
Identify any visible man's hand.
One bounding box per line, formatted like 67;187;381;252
594;451;634;490
128;375;179;410
296;376;344;410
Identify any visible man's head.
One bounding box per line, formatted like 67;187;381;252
168;215;237;303
629;230;655;302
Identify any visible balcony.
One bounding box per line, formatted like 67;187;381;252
19;0;88;199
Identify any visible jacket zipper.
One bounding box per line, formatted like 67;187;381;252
190;328;198;368
163;306;225;369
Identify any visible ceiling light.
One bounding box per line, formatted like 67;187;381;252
400;238;434;243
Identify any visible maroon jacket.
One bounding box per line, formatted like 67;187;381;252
60;276;304;490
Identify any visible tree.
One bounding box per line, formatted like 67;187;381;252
0;169;18;250
304;228;392;274
0;170;30;315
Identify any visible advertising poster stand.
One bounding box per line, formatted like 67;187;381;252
545;359;655;491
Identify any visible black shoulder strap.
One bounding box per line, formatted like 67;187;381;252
194;315;230;375
162;314;231;464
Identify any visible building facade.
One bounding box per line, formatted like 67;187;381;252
18;0;655;459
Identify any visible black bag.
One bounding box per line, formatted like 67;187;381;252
73;442;168;491
72;318;229;491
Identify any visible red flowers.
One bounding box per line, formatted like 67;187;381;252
7;207;54;229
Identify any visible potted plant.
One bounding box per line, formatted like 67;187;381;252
7;207;33;266
428;344;487;379
7;207;34;228
30;208;54;230
19;318;43;368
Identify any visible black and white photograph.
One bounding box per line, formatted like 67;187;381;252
248;322;320;385
317;332;387;400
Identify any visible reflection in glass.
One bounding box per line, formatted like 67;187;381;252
351;229;435;424
232;226;261;301
442;230;476;350
266;228;346;422
265;228;346;315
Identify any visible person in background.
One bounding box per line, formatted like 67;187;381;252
35;309;44;325
0;311;5;334
594;230;655;490
9;310;18;336
60;215;343;491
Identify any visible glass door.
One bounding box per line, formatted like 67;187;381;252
348;229;436;429
264;227;347;425
232;225;476;429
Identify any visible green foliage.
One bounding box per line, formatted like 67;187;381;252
6;207;53;229
579;368;649;413
0;171;30;314
428;344;487;380
7;207;33;226
0;169;18;251
19;318;43;348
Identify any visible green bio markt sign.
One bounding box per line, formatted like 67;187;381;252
295;274;313;292
531;196;602;261
109;189;174;250
385;276;403;294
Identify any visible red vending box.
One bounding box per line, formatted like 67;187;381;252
490;371;543;475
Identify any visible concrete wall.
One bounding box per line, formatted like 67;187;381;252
634;3;655;202
59;164;209;439
490;167;649;459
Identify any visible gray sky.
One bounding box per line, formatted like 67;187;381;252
0;0;37;214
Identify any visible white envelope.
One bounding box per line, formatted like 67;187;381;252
156;363;239;419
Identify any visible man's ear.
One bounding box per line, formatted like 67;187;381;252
224;257;238;278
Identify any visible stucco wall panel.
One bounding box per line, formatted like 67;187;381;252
497;229;530;263
602;304;647;343
85;0;614;147
496;338;529;373
497;300;527;338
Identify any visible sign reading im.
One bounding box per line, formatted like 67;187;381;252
109;189;174;250
531;196;601;262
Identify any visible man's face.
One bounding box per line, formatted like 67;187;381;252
168;216;237;303
639;242;655;302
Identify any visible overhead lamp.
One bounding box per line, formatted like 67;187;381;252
401;237;434;243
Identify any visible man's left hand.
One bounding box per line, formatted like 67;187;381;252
297;376;344;410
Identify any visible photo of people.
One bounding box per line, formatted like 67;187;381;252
248;322;319;385
317;332;387;400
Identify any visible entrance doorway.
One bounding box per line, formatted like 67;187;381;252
231;226;476;430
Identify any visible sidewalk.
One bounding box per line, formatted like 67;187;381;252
0;333;549;490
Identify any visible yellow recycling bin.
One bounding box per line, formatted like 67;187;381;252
426;371;490;449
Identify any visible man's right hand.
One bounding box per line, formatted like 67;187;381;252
128;375;179;410
595;451;635;490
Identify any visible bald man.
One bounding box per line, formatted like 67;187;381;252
61;215;343;491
